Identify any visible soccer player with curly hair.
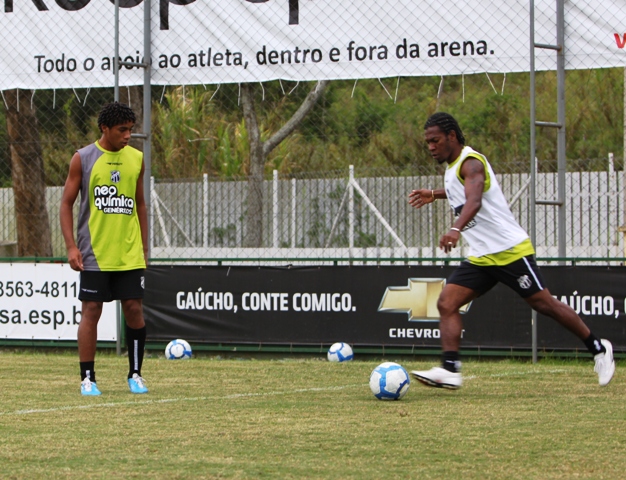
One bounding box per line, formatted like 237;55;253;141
408;112;615;389
60;102;149;396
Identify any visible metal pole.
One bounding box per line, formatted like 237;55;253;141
203;173;209;247
273;170;278;248
291;178;297;248
556;0;566;261
348;165;355;249
114;0;120;101
529;0;538;364
143;0;152;259
623;69;626;256
150;176;155;250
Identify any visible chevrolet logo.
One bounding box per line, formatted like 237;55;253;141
378;278;471;322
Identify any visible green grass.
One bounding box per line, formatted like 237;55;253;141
0;351;623;479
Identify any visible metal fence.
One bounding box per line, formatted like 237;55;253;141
1;159;623;264
133;161;626;264
0;1;625;263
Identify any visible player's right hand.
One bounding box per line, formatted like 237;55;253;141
408;189;435;209
67;246;84;271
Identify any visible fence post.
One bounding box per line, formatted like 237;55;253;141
616;150;626;256
273;170;279;248
622;66;626;256
608;154;617;251
291;178;297;248
203;173;208;247
349;165;354;249
150;176;155;250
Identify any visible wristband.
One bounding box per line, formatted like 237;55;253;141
431;190;435;200
450;227;461;232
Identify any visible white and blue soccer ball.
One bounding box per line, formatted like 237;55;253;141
165;339;192;360
369;362;410;400
327;342;354;362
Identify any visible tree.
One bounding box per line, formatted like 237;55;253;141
3;89;53;257
240;80;330;247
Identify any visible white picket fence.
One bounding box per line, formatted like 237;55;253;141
1;166;624;264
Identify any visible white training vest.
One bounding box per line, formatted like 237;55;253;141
444;146;529;257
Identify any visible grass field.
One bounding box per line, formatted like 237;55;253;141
0;351;623;479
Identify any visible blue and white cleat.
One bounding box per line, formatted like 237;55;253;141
128;373;149;394
81;378;102;396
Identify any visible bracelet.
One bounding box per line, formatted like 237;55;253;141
431;190;435;200
450;227;461;232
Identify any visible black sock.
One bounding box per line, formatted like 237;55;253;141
80;361;96;383
126;325;147;379
442;351;461;373
583;333;605;356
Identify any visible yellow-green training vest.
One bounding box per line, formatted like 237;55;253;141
76;141;146;271
444;146;533;265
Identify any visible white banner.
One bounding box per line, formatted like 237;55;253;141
0;264;117;341
0;0;624;90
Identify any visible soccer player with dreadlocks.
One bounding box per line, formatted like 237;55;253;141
60;102;149;396
408;112;614;389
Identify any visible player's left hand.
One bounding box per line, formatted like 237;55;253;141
439;229;460;253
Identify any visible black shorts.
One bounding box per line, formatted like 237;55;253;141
447;256;545;298
78;269;145;302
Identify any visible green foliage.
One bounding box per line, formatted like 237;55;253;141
302;186;383;248
1;68;624;187
298;84;338;142
146;69;623;181
356;230;378;247
305;196;329;247
353;90;390;146
566;68;624;168
211;223;237;246
152;86;251;179
41;97;101;186
214;120;247;176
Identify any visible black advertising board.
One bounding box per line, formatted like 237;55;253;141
143;265;626;351
536;267;626;350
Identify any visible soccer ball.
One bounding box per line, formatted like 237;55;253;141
165;339;192;360
327;342;354;362
369;362;410;400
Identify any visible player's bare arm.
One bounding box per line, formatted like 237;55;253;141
59;152;84;271
408;188;447;209
135;161;149;265
458;157;485;223
439;158;485;252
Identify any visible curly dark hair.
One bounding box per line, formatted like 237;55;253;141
97;102;136;131
424;112;465;145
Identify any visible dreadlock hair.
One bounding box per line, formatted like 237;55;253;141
97;102;136;131
424;112;465;145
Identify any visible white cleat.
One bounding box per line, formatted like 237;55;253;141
594;339;615;387
411;367;462;390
